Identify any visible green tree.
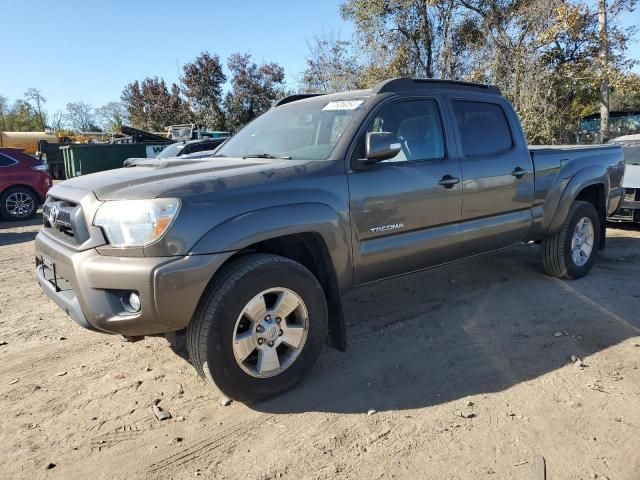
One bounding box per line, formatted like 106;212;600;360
0;95;9;130
341;0;638;143
4;100;42;131
340;0;466;83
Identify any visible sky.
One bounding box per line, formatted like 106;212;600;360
1;0;639;117
1;0;354;114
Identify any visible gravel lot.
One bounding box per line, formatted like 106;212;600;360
1;215;639;480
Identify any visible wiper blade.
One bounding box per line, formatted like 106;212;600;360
243;153;292;159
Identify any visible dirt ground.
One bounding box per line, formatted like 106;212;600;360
1;215;639;480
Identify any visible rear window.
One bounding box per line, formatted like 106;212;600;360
452;101;513;156
0;154;18;167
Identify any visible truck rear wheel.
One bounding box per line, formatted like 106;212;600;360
542;200;600;279
187;254;328;402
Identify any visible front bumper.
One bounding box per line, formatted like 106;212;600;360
35;231;231;336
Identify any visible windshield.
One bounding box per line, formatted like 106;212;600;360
156;142;186;159
215;98;367;160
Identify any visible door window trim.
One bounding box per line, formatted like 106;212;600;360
450;98;515;158
348;96;451;170
0;153;18;167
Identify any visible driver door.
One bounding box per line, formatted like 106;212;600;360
347;98;463;285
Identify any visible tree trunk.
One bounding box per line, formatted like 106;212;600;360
598;0;609;143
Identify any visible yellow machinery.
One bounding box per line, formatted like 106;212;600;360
0;131;59;154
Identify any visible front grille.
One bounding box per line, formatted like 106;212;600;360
43;198;90;245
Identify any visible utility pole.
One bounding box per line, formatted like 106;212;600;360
598;0;609;142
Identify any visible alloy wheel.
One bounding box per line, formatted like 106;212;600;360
6;192;35;218
570;216;594;267
232;288;309;378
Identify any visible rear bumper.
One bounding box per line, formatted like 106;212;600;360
34;231;231;336
607;188;639;223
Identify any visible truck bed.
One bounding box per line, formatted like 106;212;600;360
529;144;623;166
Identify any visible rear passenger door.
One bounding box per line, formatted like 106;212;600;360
447;97;534;255
348;97;463;285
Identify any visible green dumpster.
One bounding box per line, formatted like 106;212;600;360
61;143;170;178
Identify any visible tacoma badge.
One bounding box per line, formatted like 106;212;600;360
369;223;405;233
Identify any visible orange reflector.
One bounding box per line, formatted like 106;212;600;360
155;217;172;237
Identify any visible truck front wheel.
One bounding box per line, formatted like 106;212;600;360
187;254;328;402
542;200;601;279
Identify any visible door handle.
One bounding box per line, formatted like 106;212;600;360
511;167;528;178
438;175;460;189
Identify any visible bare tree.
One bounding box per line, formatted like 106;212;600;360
24;88;47;130
65;102;99;132
95;102;127;133
49;110;65;132
599;0;610;142
301;31;362;93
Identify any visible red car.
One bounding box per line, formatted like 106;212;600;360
0;148;52;220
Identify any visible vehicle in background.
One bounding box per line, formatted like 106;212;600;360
0;148;52;220
155;137;228;159
167;124;229;141
123;137;229;166
607;134;640;223
0;131;68;179
35;78;624;402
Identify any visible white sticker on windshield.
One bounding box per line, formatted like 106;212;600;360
322;100;364;111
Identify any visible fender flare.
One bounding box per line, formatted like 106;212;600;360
191;202;352;351
547;165;609;234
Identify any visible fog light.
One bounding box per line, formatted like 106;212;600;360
128;292;141;312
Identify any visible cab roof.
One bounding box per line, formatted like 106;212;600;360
274;77;501;107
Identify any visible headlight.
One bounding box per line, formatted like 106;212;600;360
93;199;180;247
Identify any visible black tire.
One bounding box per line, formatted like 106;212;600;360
187;254;328;402
0;187;38;221
542;200;601;279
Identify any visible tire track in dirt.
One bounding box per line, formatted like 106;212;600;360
146;413;280;473
0;339;107;388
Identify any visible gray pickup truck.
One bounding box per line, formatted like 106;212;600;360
35;78;625;401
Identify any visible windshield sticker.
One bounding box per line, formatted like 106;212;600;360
322;100;364;111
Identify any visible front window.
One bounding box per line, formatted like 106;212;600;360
215;98;368;161
156;142;186;159
367;100;445;162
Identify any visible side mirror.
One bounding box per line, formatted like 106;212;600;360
363;132;402;164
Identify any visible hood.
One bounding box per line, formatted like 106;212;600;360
58;157;312;200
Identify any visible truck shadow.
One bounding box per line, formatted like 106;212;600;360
0;213;42;246
253;234;640;414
